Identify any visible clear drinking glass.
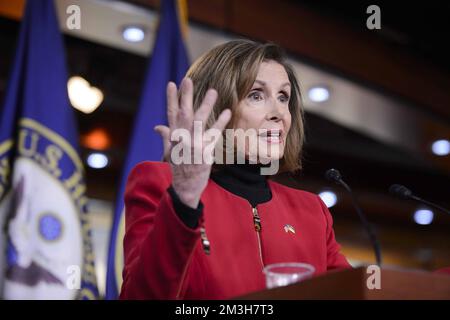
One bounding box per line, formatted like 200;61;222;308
263;262;315;289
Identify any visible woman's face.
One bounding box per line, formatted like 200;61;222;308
233;60;292;162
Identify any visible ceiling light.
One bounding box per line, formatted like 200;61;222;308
413;209;434;225
308;86;330;103
318;190;338;208
81;128;111;150
86;152;109;169
431;139;450;156
122;26;145;42
68;76;103;114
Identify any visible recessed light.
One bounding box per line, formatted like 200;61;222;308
318;190;337;208
308;86;330;103
122;26;145;42
87;152;109;169
431;139;450;156
413;209;434;225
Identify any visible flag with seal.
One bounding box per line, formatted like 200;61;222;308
0;0;98;299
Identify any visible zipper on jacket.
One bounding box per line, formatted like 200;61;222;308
200;227;210;255
252;207;264;268
252;207;262;232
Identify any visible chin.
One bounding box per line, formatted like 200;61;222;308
261;144;285;161
258;150;284;163
243;144;285;163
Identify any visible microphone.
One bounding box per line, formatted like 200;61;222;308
388;184;413;199
389;184;450;216
325;168;382;266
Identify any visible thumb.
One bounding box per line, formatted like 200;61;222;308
154;125;171;161
154;125;170;139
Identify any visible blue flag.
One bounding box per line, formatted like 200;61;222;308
105;0;190;299
0;0;98;299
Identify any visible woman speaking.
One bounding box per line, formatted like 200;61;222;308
119;40;350;300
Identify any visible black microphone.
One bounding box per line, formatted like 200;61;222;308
389;184;450;215
325;168;382;266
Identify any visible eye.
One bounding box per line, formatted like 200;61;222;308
278;91;290;103
248;90;264;102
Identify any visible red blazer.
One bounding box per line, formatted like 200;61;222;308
120;161;351;300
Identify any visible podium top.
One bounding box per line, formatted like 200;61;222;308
238;266;450;300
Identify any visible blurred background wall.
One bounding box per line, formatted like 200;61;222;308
0;0;449;296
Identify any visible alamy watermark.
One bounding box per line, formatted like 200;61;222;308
366;5;381;30
168;123;282;175
366;264;381;290
66;265;81;290
66;5;81;30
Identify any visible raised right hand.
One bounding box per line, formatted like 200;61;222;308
154;78;231;209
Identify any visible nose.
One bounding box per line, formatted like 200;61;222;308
265;96;284;122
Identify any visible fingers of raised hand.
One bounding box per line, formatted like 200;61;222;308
166;78;195;130
154;125;171;159
194;89;217;130
166;82;178;130
209;109;232;133
178;78;194;129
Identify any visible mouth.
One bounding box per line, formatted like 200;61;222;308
258;129;283;144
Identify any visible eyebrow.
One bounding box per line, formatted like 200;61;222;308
254;79;291;89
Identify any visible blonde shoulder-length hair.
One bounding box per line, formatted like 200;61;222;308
186;39;305;173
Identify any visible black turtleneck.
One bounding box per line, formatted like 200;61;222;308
210;164;272;207
168;164;272;228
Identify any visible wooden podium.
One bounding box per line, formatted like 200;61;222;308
238;267;450;300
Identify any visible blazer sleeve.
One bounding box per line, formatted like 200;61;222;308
317;196;352;270
119;162;201;299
